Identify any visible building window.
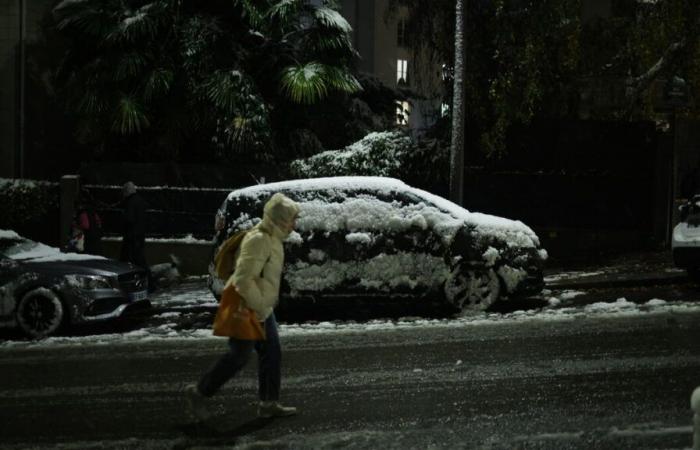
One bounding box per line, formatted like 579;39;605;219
397;19;407;47
396;100;410;125
397;59;408;85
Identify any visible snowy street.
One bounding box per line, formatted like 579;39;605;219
1;278;700;449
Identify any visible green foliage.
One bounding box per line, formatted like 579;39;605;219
0;179;59;230
50;0;363;163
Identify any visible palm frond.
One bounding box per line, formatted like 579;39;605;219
203;70;245;113
77;89;108;114
112;96;150;134
114;52;149;81
323;65;363;93
267;0;301;24
313;7;352;33
143;68;174;102
107;4;159;43
54;2;113;37
307;30;356;54
280;62;329;104
233;0;265;30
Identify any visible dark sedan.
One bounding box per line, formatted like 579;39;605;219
0;230;149;338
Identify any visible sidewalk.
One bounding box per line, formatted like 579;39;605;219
544;249;688;290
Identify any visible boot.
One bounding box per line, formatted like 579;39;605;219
184;383;211;421
257;401;298;418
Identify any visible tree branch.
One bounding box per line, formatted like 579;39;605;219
624;39;685;118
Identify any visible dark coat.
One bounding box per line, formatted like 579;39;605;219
122;193;148;240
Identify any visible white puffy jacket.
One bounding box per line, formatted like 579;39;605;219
226;193;299;320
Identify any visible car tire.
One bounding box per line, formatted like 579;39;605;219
445;266;501;311
16;287;65;338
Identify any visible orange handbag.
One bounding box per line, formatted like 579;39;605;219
212;284;266;340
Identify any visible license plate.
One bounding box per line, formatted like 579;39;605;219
128;290;148;302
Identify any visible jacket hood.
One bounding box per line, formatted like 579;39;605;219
263;193;299;229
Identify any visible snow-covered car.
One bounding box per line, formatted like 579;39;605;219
209;177;546;316
672;195;700;280
0;230;149;338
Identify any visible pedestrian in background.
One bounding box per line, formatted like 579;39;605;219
120;181;152;287
185;193;300;421
75;189;103;255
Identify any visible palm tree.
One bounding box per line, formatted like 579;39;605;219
51;0;361;161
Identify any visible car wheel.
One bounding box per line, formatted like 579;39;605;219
445;266;501;311
16;287;65;338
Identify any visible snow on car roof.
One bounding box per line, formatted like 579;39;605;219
0;229;21;239
0;229;106;262
226;177;541;248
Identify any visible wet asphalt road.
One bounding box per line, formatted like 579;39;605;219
1;304;700;449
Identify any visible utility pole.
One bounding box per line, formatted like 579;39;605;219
17;0;26;178
449;0;465;205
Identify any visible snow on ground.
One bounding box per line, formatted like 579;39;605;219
544;271;605;283
1;281;699;349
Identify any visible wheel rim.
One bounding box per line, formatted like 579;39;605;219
445;267;501;311
17;290;63;337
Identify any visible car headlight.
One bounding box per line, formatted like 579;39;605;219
67;274;116;290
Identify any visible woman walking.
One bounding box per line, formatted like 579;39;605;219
185;193;300;420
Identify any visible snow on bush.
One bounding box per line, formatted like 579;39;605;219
289;131;413;178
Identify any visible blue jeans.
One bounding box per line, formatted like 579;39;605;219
198;313;281;401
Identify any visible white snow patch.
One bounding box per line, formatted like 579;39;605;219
559;290;585;300
482;247;500;267
497;265;527;293
584;297;636;313
345;232;372;245
645;298;667;306
226;177;540;249
544;270;605;283
285;252;448;294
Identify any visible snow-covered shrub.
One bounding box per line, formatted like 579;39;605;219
0;179;58;229
289;131;415;178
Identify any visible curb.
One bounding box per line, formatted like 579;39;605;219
545;271;689;291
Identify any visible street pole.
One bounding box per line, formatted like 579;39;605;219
449;0;465;205
17;0;26;178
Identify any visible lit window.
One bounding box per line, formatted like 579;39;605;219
397;59;408;85
397;19;407;47
396;100;410;125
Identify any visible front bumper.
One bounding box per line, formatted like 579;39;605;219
65;286;151;322
672;223;700;268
